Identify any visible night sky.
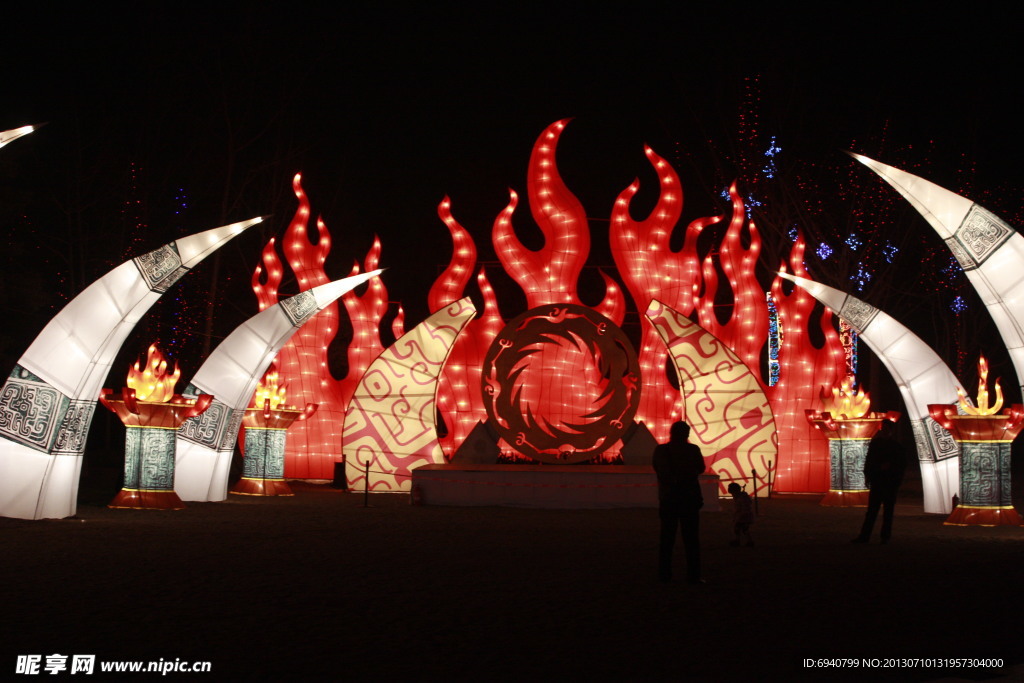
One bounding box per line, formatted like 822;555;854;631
2;4;1022;401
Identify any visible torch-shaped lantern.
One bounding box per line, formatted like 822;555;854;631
929;356;1024;526
230;370;317;496
806;377;900;506
101;344;212;509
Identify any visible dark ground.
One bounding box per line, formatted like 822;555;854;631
2;466;1022;682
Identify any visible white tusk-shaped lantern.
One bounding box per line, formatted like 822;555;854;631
0;218;261;519
175;270;383;502
850;152;1024;399
778;272;962;514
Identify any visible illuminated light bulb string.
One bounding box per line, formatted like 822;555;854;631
120;162;148;261
428;198;505;459
766;292;781;386
759;119;986;378
164;186;198;360
116;163;204;362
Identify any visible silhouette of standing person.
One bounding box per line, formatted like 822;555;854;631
653;421;707;583
853;420;907;544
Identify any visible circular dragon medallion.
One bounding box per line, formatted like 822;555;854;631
482;304;641;464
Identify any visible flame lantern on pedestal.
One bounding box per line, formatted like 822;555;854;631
231;371;316;496
100;344;211;509
929;357;1024;526
806;377;900;507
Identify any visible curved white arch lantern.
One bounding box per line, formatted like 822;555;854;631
175;270;382;502
0;217;262;519
779;272;963;513
850;152;1024;397
0;124;37;149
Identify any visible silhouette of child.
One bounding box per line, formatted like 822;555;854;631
728;482;754;547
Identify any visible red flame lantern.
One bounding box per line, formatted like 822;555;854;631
260;122;847;494
251;174;388;480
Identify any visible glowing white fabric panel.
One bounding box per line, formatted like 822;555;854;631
0;218;261;520
175;271;382;502
850;153;1024;396
0;125;36;149
344;298;476;492
779;273;962;513
19;220;261;399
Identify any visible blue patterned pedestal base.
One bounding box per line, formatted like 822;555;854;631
232;427;294;496
805;414;889;507
230;405;310;496
821;438;870;506
100;392;211;510
946;441;1021;526
927;407;1024;527
109;427;185;509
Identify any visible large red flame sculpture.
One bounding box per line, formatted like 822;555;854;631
430;120;843;492
253;174;389;480
428;200;505;457
261;122;844;493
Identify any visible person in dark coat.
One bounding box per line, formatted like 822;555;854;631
853;420;907;544
652;421;707;583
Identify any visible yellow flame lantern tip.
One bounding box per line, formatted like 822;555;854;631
126;343;181;403
958;355;1003;416
254;370;290;410
820;375;871;420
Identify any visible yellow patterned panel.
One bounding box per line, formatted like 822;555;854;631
343;299;476;491
647;300;778;496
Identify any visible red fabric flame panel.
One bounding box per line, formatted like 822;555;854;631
251;174;389;480
429;121;845;492
255;123;848;495
767;237;845;492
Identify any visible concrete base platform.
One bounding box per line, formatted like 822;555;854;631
410;464;721;510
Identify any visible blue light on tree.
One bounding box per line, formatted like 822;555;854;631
850;262;873;292
943;256;963;276
762;136;781;179
744;193;762;217
174;188;189;216
719;187;763;218
883;241;899;263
